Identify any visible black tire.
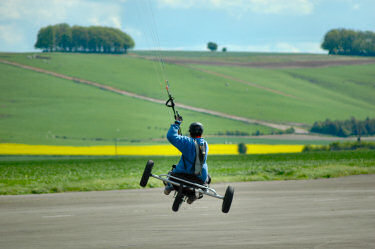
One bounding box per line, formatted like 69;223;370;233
172;193;184;212
139;160;154;187
222;186;234;213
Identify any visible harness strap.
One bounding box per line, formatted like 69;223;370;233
193;140;201;175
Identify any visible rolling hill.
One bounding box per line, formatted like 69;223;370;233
1;51;374;145
0;60;272;145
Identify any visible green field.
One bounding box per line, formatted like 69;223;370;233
193;63;375;123
0;62;273;145
2;52;375;123
1;51;375;145
0;150;374;195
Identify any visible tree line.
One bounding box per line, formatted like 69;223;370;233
321;28;375;56
310;117;375;137
303;141;375;152
35;23;135;54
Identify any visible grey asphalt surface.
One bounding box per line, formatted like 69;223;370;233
1;175;374;249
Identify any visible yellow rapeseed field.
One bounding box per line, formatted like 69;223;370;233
246;144;304;154
0;143;304;155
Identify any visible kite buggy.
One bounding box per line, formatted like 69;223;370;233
140;160;234;213
139;80;234;213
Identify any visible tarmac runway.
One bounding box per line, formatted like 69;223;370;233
1;175;374;249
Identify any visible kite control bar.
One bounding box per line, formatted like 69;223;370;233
165;80;182;135
165;80;182;122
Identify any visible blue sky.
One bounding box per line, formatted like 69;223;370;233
0;0;374;53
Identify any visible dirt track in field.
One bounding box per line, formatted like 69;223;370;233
152;57;375;68
1;175;374;249
0;59;308;133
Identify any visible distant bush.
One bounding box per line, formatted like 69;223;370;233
207;41;218;52
303;141;375;152
215;127;295;137
269;127;295;135
238;143;247;154
303;144;329;152
216;130;250;136
311;117;375;137
253;130;263;136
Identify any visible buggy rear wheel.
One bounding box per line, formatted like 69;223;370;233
222;186;234;213
140;160;154;187
172;193;184;212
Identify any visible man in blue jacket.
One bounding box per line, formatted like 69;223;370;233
164;118;209;204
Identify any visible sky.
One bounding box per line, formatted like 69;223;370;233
0;0;374;53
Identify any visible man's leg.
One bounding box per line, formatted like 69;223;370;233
164;185;173;195
164;166;176;195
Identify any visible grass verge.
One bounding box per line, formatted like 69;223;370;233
1;150;374;195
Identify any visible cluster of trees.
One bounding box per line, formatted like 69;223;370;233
216;130;250;136
310;117;375;137
303;141;375;152
207;41;227;52
215;127;295;137
35;23;135;54
321;28;375;56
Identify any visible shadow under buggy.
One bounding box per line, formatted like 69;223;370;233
140;160;234;213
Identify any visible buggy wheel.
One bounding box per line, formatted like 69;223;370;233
222;186;234;213
139;160;154;187
172;193;184;212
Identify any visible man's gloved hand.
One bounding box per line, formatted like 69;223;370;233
175;112;183;122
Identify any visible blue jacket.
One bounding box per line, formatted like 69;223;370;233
167;122;209;183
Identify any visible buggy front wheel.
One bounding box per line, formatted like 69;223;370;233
222;186;234;213
140;160;154;187
172;193;184;212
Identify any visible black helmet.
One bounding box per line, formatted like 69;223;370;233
189;122;203;137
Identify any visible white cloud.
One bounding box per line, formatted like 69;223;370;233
111;16;123;29
137;41;324;53
157;0;196;8
208;42;324;53
0;0;22;20
291;42;325;53
222;43;272;52
275;42;301;53
124;27;143;38
0;0;123;30
0;0;131;28
157;0;315;15
1;0;69;24
0;0;125;51
353;3;360;10
0;24;24;45
163;44;207;51
250;0;314;14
